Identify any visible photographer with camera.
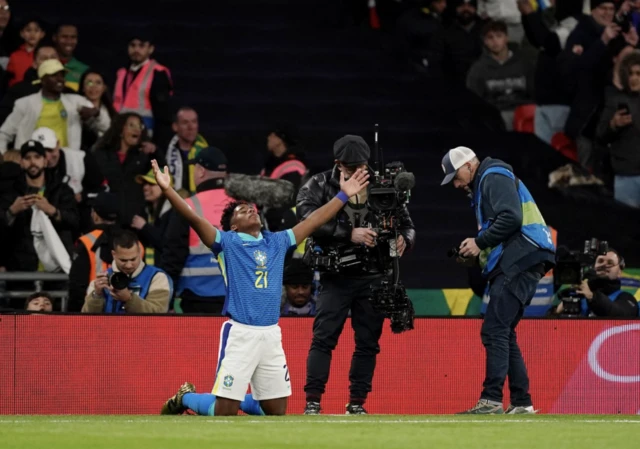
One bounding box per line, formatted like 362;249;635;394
82;230;173;313
442;146;556;415
553;248;639;317
297;135;415;415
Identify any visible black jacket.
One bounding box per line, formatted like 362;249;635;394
0;172;79;271
587;278;639;317
92;146;160;226
472;158;555;277
427;18;485;86
159;178;226;296
522;12;579;105
46;149;104;200
67;223;120;312
595;86;640;176
559;16;613;138
137;198;172;264
296;167;416;274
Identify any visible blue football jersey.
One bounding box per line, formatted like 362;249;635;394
211;229;297;326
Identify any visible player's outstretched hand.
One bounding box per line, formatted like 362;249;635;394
340;168;370;198
151;159;171;191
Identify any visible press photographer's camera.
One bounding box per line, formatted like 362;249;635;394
109;272;131;291
554;238;608;316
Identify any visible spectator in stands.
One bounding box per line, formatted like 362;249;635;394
0;147;19;274
24;291;53;312
165;107;208;198
68;191;120;312
0;43;65;125
0;140;78;273
131;169;172;266
113;33;173;145
261;124;308;232
52;23;88;92
92;112;159;226
6;18;45;87
78;69;116;151
32;126;103;232
0;59;108;154
466;20;534;130
428;0;485;85
395;0;447;71
281;259;316;316
161;147;232;314
519;0;583;143
596;51;640;207
553;249;639;317
559;0;638;171
32;127;86;202
0;0;19;73
82;230;173;314
477;0;523;46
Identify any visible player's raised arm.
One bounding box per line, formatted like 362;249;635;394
292;168;369;245
152;159;217;247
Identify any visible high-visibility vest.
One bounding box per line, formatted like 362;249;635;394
261;158;307;180
176;189;232;298
113;59;173;133
481;227;558;317
476;166;556;277
78;229;145;282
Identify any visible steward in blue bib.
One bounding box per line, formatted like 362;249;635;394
472;159;556;279
104;264;173;314
578;278;640;317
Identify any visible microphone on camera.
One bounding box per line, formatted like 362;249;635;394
394;172;415;191
224;173;296;209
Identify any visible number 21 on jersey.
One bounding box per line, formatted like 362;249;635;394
255;270;268;289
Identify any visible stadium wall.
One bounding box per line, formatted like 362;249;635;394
0;315;638;415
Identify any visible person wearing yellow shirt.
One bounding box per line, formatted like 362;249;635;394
0;59;110;154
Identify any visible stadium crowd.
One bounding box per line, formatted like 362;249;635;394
0;0;317;315
391;0;640;206
0;0;636;320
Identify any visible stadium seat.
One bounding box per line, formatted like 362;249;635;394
550;132;578;162
513;104;536;133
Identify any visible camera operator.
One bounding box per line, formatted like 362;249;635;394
296;135;416;415
553;249;639;317
441;146;556;415
82;230;173;313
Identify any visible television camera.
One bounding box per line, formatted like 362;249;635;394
554;238;609;316
305;124;416;333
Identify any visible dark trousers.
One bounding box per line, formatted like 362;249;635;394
305;275;385;402
480;270;541;406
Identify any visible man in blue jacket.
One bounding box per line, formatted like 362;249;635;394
441;146;556;414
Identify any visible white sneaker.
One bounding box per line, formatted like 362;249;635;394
505;405;537;414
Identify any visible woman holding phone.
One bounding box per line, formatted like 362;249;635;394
597;51;640;208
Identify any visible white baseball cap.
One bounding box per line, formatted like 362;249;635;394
440;146;476;185
31;127;58;150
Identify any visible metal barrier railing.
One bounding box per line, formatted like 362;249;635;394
0;272;69;312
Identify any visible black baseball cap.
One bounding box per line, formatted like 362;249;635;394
20;140;46;158
333;135;370;166
92;192;120;221
188;146;228;172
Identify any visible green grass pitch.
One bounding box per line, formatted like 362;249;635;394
1;415;639;449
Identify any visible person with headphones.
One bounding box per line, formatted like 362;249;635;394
554;248;639;317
